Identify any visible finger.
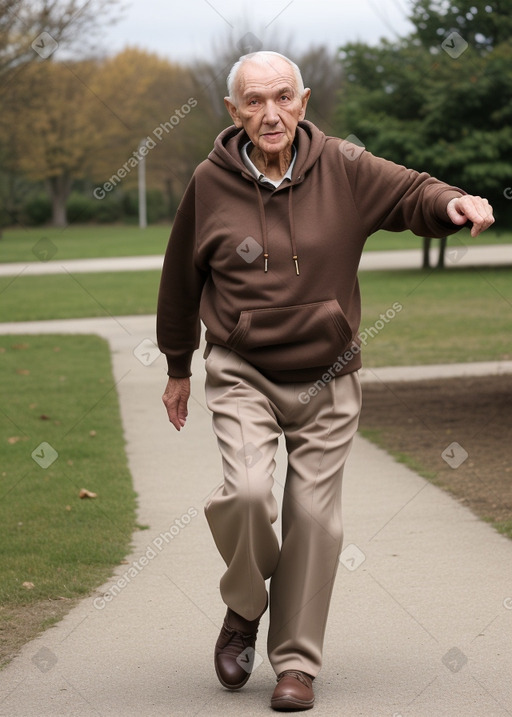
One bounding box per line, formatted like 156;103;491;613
163;394;184;431
468;199;495;236
450;197;494;235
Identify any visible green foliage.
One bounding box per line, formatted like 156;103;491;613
67;192;97;223
120;189;167;224
22;194;52;226
335;1;512;226
410;0;512;51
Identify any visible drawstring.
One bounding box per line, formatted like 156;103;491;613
254;181;270;273
252;180;300;275
288;186;300;276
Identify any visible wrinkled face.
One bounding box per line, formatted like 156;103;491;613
225;57;310;158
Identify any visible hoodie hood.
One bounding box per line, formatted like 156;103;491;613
206;120;327;276
207;120;327;184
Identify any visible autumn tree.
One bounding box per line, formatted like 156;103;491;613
0;0;121;227
88;48;210;216
1;58;112;225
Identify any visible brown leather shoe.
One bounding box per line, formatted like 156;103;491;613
214;606;264;690
271;670;315;711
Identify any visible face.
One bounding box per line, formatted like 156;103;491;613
224;57;311;158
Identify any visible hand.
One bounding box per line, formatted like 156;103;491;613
446;195;495;237
162;376;190;431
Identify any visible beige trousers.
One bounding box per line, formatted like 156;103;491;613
204;346;362;678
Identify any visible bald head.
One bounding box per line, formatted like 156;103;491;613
226;51;305;107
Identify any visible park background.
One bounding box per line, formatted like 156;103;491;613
0;0;511;673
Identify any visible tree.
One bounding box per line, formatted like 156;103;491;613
2;58;107;225
0;0;122;74
0;0;122;228
335;0;512;237
410;0;512;52
89;48;211;216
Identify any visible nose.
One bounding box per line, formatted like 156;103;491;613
263;100;279;125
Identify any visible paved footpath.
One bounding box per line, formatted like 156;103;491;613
0;315;512;716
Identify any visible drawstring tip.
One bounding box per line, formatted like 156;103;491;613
264;253;269;273
293;256;300;275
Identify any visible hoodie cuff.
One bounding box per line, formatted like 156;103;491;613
165;354;193;379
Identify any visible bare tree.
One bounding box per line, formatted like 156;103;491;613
191;26;342;136
0;0;123;74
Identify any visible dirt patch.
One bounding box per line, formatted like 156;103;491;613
359;374;512;531
0;599;78;669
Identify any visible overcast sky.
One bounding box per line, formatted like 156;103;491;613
99;0;415;63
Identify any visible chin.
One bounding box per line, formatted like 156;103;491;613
260;140;289;154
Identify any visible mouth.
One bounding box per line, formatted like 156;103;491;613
263;131;284;139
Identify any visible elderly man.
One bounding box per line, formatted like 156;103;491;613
157;51;494;711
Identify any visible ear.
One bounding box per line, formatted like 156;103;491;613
299;88;311;120
224;97;243;128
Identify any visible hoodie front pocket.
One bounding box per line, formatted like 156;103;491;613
226;300;353;371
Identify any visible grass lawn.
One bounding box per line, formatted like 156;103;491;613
0;224;510;263
0;334;138;666
1;266;510;366
0;225;170;263
0;270;160;323
358;266;512;365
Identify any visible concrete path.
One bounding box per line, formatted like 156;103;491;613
1;243;511;277
1;315;511;717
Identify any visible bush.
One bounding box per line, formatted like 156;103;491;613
22;195;52;225
95;197;124;223
121;189;168;223
67;193;96;223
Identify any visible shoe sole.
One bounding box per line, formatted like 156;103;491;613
271;695;315;711
214;659;251;690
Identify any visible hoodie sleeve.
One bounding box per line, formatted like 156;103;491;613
156;175;208;378
342;146;466;238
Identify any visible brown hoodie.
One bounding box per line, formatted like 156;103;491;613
156;120;464;382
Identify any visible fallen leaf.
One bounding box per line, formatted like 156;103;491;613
65;505;72;511
12;343;30;350
16;369;30;375
79;488;97;499
22;581;35;589
89;430;97;437
39;414;50;421
8;436;21;444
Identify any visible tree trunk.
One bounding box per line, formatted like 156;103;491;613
437;236;447;268
46;174;72;227
422;237;431;269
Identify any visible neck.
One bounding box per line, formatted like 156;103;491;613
249;145;292;181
